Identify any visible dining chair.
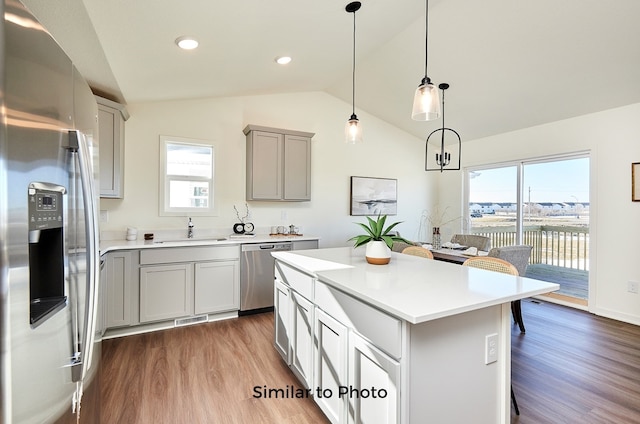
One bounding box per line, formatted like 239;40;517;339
462;256;521;415
401;246;434;259
488;245;533;333
450;234;491;251
391;241;417;253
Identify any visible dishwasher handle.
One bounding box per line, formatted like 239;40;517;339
241;242;292;252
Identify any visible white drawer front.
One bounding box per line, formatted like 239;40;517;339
275;261;314;300
140;245;240;265
315;281;402;359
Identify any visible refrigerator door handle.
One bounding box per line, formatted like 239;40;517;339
68;130;100;383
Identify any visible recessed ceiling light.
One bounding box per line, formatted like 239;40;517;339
175;37;199;50
275;56;292;65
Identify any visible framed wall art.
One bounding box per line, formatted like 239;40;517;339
350;176;397;216
633;162;640;201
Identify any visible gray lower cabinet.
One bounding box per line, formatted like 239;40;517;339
104;250;138;328
139;263;194;323
194;261;239;314
292;239;319;250
138;245;240;324
103;245;240;332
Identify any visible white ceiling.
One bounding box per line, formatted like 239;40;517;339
22;0;640;141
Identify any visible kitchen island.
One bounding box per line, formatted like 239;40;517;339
272;247;558;424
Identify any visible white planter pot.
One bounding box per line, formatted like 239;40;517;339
365;240;391;265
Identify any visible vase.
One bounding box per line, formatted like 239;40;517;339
432;227;441;250
365;240;391;265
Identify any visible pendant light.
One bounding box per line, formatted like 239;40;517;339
345;1;363;144
425;83;461;172
411;0;440;121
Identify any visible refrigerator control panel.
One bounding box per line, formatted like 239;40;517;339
28;183;66;230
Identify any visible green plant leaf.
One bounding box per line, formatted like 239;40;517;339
349;214;410;248
355;222;375;238
381;235;395;249
382;220;402;235
348;235;373;248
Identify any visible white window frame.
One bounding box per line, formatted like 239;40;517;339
159;135;217;217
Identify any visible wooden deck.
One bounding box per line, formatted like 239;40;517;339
525;263;588;300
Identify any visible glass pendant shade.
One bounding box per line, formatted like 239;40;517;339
412;79;441;121
345;114;363;144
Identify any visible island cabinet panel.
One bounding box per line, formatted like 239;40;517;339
194;261;239;314
274;279;291;363
276;261;314;300
139;264;194;323
348;332;400;424
315;308;348;424
290;292;314;389
315;281;402;359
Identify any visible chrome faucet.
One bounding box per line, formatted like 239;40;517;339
187;217;194;238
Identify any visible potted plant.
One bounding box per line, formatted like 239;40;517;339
349;215;412;265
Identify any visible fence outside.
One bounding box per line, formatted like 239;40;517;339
472;225;590;271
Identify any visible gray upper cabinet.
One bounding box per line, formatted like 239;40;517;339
96;96;129;198
244;125;314;201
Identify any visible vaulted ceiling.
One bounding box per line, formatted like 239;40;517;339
23;0;640;141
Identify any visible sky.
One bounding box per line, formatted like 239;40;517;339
469;157;590;203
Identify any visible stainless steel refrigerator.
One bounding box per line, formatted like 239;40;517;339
1;0;102;422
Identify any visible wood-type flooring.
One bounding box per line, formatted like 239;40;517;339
101;301;640;423
100;313;328;423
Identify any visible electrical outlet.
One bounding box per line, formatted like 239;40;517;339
281;210;288;220
99;210;109;222
628;281;639;294
485;333;498;365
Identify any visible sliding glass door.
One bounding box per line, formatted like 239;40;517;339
466;154;590;304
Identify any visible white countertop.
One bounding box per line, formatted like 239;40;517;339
100;234;320;255
272;247;559;324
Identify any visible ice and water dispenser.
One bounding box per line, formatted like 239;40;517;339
28;182;66;327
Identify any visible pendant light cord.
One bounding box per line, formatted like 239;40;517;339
424;0;429;79
351;9;357;116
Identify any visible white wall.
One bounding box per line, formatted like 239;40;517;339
100;91;437;248
436;103;640;325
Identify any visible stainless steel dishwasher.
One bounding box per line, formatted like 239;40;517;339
240;242;292;314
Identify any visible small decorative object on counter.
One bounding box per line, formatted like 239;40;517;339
233;223;245;234
144;233;154;240
244;222;254;234
349;214;412;265
432;227;441;250
233;203;253;234
289;224;299;235
126;227;137;241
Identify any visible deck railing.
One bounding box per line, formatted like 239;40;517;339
471;225;590;271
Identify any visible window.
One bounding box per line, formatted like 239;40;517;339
159;136;216;216
465;153;590;303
